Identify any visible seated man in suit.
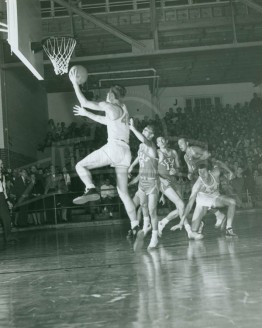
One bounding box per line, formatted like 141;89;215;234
100;178;117;218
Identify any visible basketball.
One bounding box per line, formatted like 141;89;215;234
69;65;88;85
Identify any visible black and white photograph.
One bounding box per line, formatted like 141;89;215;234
0;1;262;327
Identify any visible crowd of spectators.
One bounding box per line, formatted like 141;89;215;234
2;163;118;227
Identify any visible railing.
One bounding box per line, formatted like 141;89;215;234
13;188;262;227
40;0;228;18
13;189;123;226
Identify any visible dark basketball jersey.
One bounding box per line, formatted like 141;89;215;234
138;142;158;179
158;150;177;181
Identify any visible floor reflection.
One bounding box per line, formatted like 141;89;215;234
0;212;262;327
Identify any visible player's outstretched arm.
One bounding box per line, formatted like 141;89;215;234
181;181;201;223
192;146;211;161
128;174;139;187
69;70;104;111
73;105;107;125
128;156;139;175
213;160;235;179
173;149;180;169
129;118;146;143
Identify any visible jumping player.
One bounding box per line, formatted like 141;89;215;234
129;120;159;249
181;163;237;237
156;137;201;240
69;69;140;235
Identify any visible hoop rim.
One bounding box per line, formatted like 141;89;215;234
41;36;76;46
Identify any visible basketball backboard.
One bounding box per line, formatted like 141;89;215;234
6;0;44;80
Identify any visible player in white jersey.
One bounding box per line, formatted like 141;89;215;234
69;70;139;233
178;137;226;230
181;163;237;237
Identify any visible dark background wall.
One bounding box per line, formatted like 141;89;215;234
1;67;48;168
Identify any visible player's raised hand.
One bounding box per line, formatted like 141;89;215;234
69;67;77;84
73;105;86;117
129;117;134;128
169;168;176;176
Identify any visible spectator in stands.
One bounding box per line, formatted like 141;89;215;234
28;173;43;225
0;159;16;244
231;167;245;207
44;165;58;194
62;166;71;190
56;172;69;222
13;169;32;226
249;93;262;114
100;178;117;218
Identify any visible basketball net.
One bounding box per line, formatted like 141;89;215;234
42;36;76;75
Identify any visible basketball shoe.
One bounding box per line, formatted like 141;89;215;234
73;188;100;205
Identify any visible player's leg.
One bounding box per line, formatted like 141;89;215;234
115;166;138;228
191;205;207;234
74;146;111;204
127;191;143;238
75;146;111;188
215;195;237;236
132;191;144;226
214;210;226;229
147;192;159;249
158;186;184;237
138;188;151;232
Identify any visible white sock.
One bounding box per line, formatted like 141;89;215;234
184;223;192;233
160;217;169;227
152;230;158;240
85;184;95;191
143;216;150;228
131;220;139;229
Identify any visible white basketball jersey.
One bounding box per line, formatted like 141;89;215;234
107;104;130;143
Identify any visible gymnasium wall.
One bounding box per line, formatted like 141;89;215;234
159;82;256;114
2;67;48;167
47;82;258;123
47;85;153;123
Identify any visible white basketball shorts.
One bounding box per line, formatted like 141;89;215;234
196;192;220;209
79;140;131;169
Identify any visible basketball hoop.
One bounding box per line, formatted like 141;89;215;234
42;36;76;75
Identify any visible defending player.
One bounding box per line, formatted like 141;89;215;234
156;137;201;240
128;120;159;249
178;137;226;230
178;137;211;181
180;162;237;237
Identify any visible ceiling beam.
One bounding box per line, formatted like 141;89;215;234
52;0;145;49
2;41;262;69
57;40;262;63
238;0;262;14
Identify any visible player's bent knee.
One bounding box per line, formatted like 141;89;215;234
75;162;86;170
229;198;236;206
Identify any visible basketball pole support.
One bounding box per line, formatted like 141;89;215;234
31;42;43;54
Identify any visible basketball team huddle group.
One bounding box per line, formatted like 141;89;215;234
69;67;238;251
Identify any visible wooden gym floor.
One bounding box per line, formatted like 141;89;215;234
0;210;262;328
